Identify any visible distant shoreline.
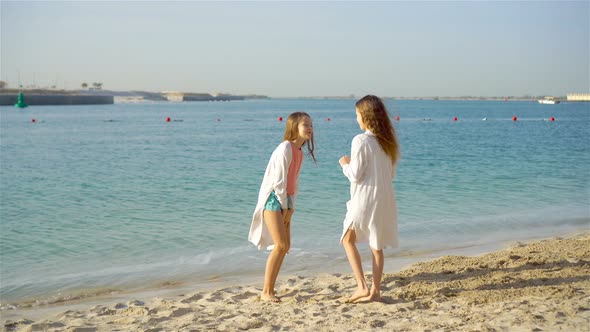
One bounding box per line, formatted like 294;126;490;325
2;89;586;105
0;89;269;106
285;96;545;101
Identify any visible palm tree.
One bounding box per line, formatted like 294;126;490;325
81;83;88;89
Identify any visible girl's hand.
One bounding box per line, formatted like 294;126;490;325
339;155;351;167
284;209;294;226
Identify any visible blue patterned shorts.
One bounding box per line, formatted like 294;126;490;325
264;191;293;211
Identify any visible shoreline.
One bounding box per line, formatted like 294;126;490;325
3;231;589;331
3;226;584;311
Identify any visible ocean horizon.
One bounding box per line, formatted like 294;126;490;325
1;98;588;311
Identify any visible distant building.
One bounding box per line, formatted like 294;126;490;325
567;93;590;101
162;91;184;102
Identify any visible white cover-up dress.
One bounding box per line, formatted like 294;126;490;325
340;130;398;250
249;141;299;250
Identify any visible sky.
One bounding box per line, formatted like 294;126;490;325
1;0;588;97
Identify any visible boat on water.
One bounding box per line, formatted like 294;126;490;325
538;96;560;104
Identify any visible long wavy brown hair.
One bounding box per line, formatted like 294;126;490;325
355;95;400;163
283;112;316;163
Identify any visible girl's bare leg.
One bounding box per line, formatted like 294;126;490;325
342;229;369;302
262;210;289;302
356;247;384;303
268;209;293;291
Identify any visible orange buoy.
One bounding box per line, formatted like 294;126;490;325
216;118;221;122
550;117;555;122
453;117;458;121
278;116;283;121
326;117;331;121
395;115;400;121
512;116;518;121
166;117;171;122
31;118;36;123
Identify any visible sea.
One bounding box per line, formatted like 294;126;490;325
1;98;589;313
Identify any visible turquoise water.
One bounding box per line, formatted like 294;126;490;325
1;99;589;307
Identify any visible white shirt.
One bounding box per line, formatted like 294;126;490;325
248;141;298;250
340;130;398;250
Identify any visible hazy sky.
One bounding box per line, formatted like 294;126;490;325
2;1;588;97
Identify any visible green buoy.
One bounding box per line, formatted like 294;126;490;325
15;92;28;108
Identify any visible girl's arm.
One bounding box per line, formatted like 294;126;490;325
341;136;367;183
291;172;299;210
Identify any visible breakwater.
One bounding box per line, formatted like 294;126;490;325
0;94;113;106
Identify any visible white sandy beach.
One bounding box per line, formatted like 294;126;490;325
3;233;589;331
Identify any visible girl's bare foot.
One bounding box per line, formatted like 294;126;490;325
345;288;370;303
261;292;281;303
354;292;381;303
